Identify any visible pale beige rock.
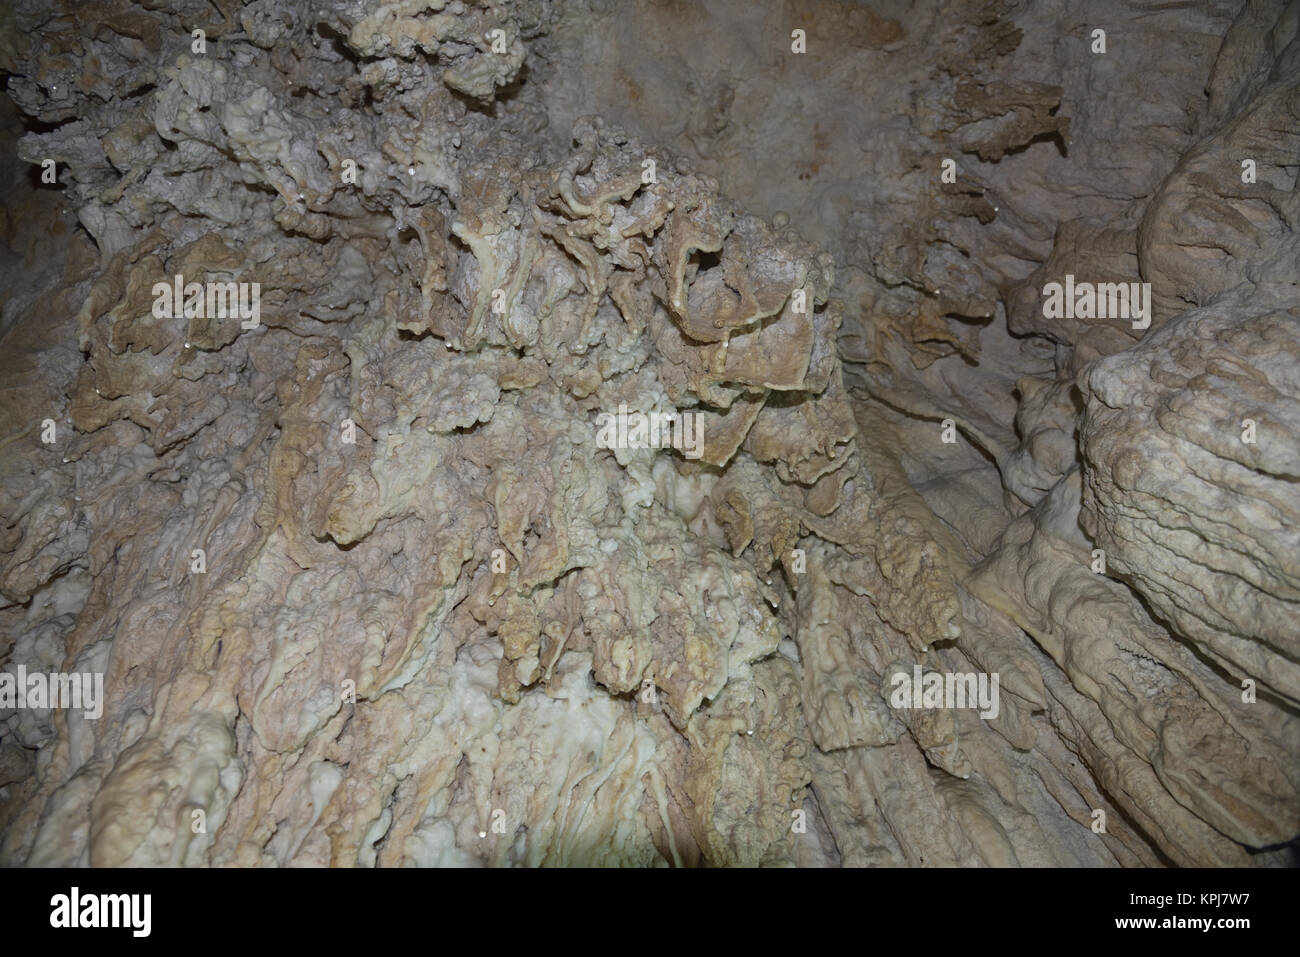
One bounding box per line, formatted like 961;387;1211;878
1;0;1297;870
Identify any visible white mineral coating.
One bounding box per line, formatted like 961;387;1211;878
0;0;1295;866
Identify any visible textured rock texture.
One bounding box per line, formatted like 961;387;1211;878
0;0;1296;866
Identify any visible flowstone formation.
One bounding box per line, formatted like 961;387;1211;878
1;0;1297;867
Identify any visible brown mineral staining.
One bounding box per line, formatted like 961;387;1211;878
0;0;1296;868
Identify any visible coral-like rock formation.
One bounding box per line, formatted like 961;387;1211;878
0;0;1296;867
